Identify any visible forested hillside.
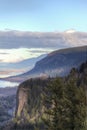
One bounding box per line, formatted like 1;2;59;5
1;61;87;130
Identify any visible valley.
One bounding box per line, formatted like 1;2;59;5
0;1;87;129
3;46;87;82
0;46;87;130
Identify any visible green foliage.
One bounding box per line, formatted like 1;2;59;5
2;61;87;130
43;78;87;130
65;80;86;130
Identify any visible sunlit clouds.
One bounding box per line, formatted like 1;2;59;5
0;30;87;63
0;30;87;78
0;48;53;63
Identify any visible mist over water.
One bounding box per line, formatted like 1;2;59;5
0;80;19;88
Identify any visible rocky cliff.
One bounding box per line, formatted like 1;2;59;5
15;78;48;124
1;61;87;130
15;61;87;123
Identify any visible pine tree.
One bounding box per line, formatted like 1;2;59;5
65;80;86;130
42;78;86;130
42;78;66;130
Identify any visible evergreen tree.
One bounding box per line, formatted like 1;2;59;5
65;80;86;130
43;78;86;130
42;78;66;130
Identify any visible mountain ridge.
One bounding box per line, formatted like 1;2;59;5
3;45;87;82
1;58;87;130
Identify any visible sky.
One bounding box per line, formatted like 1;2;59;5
0;0;87;32
0;0;87;77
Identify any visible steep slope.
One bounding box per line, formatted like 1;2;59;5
0;54;46;78
15;61;87;120
21;46;87;77
15;78;48;121
4;46;87;82
7;54;46;70
1;61;87;130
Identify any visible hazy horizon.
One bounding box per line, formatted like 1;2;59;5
0;0;87;77
0;30;87;78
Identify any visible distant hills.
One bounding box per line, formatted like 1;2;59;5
14;60;87;130
0;30;87;78
0;54;46;78
4;45;87;82
0;87;17;97
0;52;87;129
7;54;47;70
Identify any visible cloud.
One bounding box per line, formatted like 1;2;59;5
0;80;18;87
0;30;86;49
0;30;87;77
0;48;52;63
0;52;9;55
0;68;26;78
62;31;87;47
0;30;87;63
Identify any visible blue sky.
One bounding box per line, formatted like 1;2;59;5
0;0;87;31
0;0;87;77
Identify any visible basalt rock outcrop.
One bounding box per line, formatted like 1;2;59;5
15;78;48;123
1;61;87;130
15;61;87;124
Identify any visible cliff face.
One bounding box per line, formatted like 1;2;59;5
15;61;87;123
15;78;48;123
16;85;29;117
1;61;87;130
